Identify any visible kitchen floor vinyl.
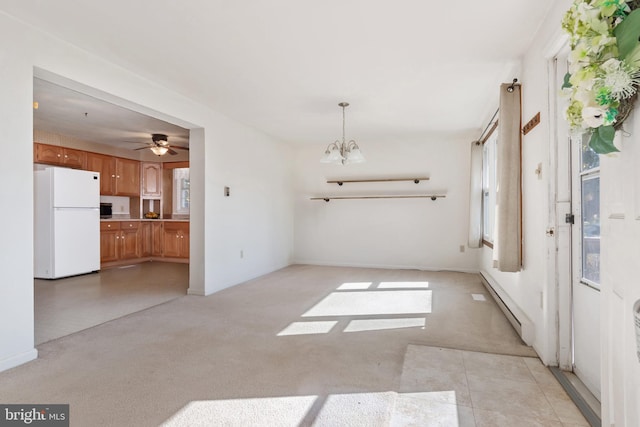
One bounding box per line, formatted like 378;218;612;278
34;261;188;344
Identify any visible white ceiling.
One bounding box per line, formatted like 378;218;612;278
6;1;555;146
33;78;190;150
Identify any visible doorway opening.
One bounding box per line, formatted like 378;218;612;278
32;68;202;343
551;48;602;422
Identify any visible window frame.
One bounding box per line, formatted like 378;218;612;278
481;121;498;248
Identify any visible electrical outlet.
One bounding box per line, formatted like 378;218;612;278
240;250;244;259
459;245;465;253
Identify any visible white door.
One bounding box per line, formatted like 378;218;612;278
571;133;601;399
553;48;601;400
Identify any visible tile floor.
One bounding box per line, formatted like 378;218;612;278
392;345;589;426
35;261;188;344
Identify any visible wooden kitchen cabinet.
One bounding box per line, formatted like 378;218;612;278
116;158;140;196
119;221;140;259
140;222;152;257
100;221;141;263
34;143;85;169
141;162;162;197
85;153;139;196
141;221;163;257
162;222;189;259
101;220;189;266
100;221;120;263
152;222;164;257
86;152;116;195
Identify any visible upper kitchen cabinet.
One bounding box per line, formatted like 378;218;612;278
116;158;140;196
85;152;115;195
34;143;85;169
85;152;140;196
141;162;162;197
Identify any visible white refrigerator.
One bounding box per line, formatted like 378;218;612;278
34;167;101;279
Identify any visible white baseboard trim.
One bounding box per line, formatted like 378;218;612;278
479;270;535;345
293;259;479;274
0;348;38;373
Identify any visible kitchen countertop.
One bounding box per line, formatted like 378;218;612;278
101;217;189;222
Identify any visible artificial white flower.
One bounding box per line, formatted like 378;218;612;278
582;106;606;127
600;58;640;99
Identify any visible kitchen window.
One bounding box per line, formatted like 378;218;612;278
173;168;190;215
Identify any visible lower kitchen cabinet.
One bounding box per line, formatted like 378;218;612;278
151;222;164;257
100;221;141;263
140;222;152;257
100;222;120;263
101;220;189;266
119;221;140;259
162;222;189;259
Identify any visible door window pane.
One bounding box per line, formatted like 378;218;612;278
581;133;599;172
581;176;600;284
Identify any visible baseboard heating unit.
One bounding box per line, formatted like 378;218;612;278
479;271;535;345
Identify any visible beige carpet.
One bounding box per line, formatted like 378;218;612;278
0;265;537;426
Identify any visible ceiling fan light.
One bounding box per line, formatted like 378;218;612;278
150;146;169;156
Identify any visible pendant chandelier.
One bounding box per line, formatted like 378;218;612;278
320;102;365;165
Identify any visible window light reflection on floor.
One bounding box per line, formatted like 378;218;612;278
336;282;372;290
277;321;338;336
163;396;318;426
302;290;432;317
378;281;429;289
344;317;425;332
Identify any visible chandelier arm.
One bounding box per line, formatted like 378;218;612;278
346;140;358;150
325;141;340;152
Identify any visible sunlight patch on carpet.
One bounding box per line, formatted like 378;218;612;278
379;281;430;289
337;282;372;290
344;317;426;332
277;321;338;336
302;290;432;317
162;396;317;427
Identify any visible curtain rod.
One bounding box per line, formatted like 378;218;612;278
476;78;518;143
477;108;499;143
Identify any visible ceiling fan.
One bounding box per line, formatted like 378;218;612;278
135;133;189;156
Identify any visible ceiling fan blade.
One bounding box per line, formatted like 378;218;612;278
133;146;150;151
171;145;189;151
167;148;179;155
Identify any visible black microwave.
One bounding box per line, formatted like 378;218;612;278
100;203;112;218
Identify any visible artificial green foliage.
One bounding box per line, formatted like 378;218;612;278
589;125;619;153
614;9;640;60
562;1;639;154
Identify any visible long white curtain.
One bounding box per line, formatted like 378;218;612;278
468;141;483;248
494;83;522;272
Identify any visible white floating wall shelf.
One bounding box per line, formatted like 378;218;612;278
327;177;429;186
310;195;446;202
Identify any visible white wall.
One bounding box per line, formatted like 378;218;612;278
479;0;640;424
480;0;571;364
293;138;480;272
0;11;293;371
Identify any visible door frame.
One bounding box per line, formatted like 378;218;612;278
544;36;573;370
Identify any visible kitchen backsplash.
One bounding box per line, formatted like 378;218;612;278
100;196;130;216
